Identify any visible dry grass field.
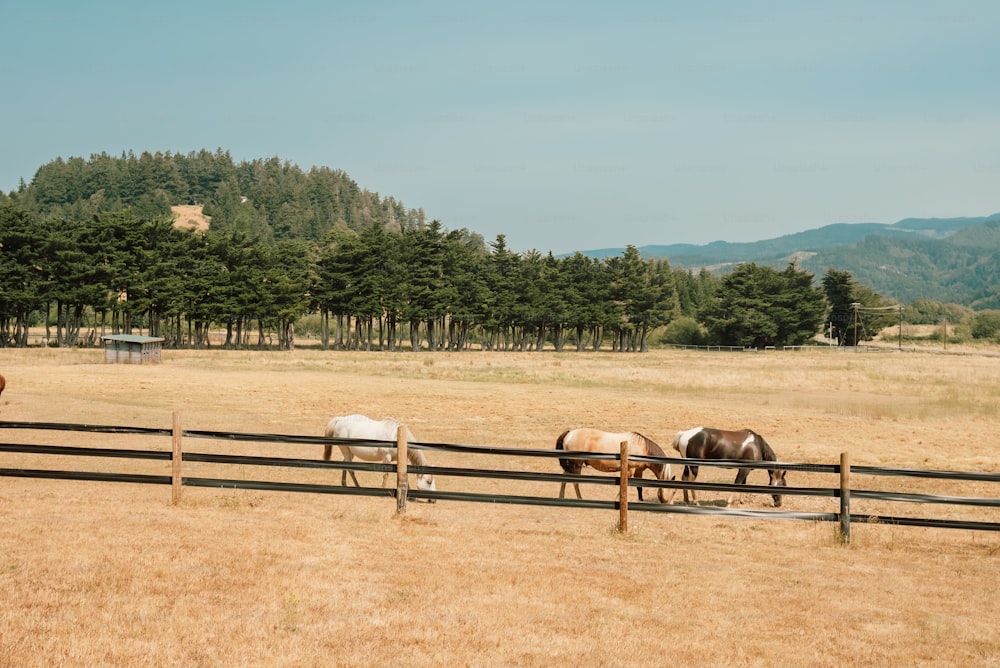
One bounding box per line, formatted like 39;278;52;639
171;204;211;232
0;346;998;667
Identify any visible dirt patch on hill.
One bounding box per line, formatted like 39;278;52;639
171;204;210;231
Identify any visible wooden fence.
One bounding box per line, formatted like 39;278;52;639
1;417;998;543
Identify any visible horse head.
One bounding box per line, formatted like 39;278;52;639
416;473;436;492
768;468;787;507
639;437;675;504
752;432;786;506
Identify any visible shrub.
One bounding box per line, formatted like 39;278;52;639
969;310;1000;340
659;316;708;346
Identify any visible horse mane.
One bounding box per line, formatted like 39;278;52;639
633;432;665;458
407;446;428;466
632;432;667;479
752;430;777;462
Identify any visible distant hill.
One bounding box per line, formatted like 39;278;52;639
572;214;1000;307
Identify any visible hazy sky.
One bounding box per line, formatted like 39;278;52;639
3;1;998;254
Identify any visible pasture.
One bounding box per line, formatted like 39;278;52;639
0;346;998;667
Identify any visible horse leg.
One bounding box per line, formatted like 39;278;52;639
558;481;582;499
730;468;751;505
559;480;583;499
379;454;393;488
682;465;699;505
341;453;360;487
339;447;358;487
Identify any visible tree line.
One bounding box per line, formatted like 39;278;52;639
7;149;992;351
1;202;890;351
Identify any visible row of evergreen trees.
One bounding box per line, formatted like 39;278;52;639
1;201;879;351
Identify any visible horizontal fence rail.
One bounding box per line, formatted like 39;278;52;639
1;419;998;541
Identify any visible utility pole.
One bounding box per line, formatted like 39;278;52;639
851;302;860;348
898;305;903;350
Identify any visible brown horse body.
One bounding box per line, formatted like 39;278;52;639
0;373;5;397
556;428;675;503
671;426;787;506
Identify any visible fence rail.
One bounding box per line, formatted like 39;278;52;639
1;418;998;542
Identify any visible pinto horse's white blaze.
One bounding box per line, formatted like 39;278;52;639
555;427;676;504
323;414;437;497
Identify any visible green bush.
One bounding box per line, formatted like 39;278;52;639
969;310;1000;340
659;316;708;346
294;313;323;338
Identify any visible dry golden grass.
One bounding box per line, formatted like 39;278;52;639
171;204;211;232
1;347;998;667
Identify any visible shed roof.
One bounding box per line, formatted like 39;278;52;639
100;334;166;344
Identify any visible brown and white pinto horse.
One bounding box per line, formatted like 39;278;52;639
556;428;675;503
671;427;787;506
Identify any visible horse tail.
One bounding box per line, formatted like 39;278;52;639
671;427;703;457
555;430;570;451
321;418;338;461
555;430;579;474
670;431;682;453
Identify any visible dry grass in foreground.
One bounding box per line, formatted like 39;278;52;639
0;347;998;667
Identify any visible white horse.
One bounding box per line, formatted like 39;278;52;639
323;414;437;494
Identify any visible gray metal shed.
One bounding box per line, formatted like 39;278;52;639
101;334;165;364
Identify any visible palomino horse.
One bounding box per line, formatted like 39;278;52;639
671;427;787;506
323;414;436;496
556;428;675;503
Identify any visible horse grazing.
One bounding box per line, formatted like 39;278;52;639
323;414;436;496
671;427;787;507
556;428;675;503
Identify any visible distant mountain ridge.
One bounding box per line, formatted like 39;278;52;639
572;214;1000;308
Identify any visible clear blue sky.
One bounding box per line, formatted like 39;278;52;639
3;1;998;254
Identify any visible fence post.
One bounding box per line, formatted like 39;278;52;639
618;440;629;533
171;411;183;505
396;425;408;514
839;451;851;544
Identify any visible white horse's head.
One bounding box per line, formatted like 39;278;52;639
417;474;436;492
